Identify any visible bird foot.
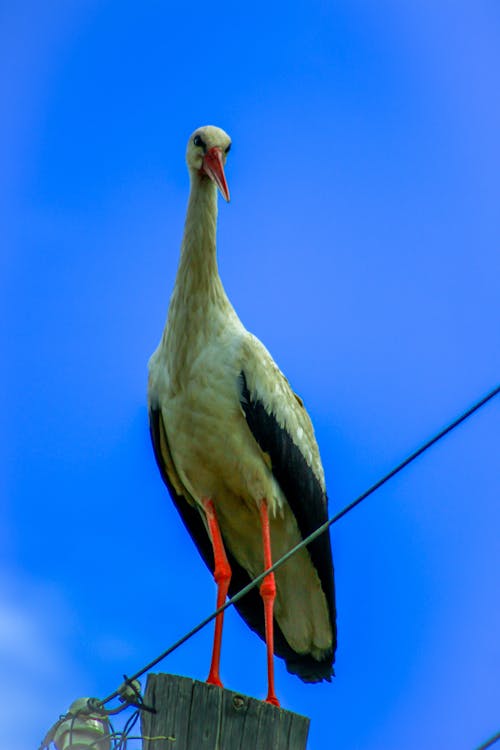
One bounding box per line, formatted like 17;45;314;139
206;672;224;688
265;694;280;707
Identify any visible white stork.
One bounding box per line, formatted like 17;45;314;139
148;125;336;706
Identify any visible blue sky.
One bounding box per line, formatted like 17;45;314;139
2;2;499;748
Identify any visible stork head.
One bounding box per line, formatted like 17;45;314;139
186;125;231;202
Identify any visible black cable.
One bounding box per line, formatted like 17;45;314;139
116;710;140;750
475;731;500;750
101;382;500;706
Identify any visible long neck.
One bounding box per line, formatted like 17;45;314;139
169;174;229;318
162;173;235;361
176;174;222;302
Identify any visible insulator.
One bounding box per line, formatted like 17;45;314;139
52;698;111;750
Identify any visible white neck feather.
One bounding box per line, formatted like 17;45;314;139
160;173;237;377
176;174;222;301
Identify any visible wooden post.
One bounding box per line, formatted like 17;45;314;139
141;673;310;750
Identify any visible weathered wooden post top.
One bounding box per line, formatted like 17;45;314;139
141;674;310;750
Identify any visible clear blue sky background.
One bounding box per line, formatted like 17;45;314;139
2;2;499;749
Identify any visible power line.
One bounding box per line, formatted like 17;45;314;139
101;383;500;706
475;731;500;750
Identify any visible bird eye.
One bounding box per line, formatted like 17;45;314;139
193;135;205;148
225;143;231;154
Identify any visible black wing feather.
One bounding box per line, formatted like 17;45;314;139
149;405;330;681
239;371;337;678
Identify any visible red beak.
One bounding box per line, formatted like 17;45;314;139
202;147;230;202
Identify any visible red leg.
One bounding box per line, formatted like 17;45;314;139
259;499;280;707
202;498;232;688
